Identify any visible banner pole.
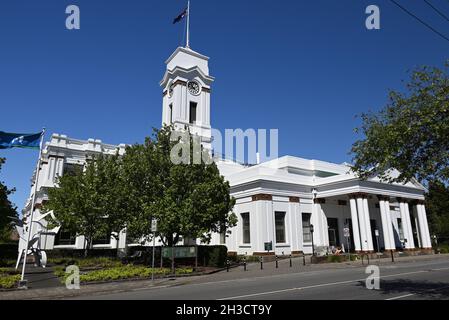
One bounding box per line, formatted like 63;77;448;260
20;128;46;285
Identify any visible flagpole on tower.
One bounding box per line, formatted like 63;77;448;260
186;0;190;48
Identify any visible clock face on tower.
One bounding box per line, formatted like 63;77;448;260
187;80;201;96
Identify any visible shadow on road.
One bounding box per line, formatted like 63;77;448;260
356;279;449;299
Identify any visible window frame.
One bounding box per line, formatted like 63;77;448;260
241;212;251;244
275;211;286;244
302;212;312;243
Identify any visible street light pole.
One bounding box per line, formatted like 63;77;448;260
310;224;315;257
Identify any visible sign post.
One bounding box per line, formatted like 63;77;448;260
264;241;273;253
151;219;157;282
375;229;380;254
343;227;351;261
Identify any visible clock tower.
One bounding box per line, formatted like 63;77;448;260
160;46;214;150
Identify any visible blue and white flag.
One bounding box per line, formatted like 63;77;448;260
0;131;43;149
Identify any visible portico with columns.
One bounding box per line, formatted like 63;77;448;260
215;156;433;256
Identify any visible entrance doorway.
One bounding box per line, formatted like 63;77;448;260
327;218;340;248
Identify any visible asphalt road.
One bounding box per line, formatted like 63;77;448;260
72;256;449;300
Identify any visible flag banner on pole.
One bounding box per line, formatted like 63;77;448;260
0;131;43;149
173;8;187;24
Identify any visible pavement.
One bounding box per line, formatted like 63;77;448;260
1;254;448;300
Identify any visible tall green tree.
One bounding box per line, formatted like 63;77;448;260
351;61;449;184
45;153;130;255
0;158;18;243
124;125;237;248
426;181;449;244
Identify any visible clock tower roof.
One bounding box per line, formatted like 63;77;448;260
160;46;214;88
165;46;210;76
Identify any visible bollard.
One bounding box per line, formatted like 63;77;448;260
303;254;306;266
367;254;370;264
243;257;247;271
275;255;279;269
361;254;364;265
260;256;263;270
390;250;395;263
226;259;230;272
289;254;292;267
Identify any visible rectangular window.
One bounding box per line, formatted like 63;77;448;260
241;212;250;244
220;231;226;245
302;213;312;242
169;104;173;124
189;102;197;124
54;228;76;246
398;218;404;240
275;212;286;243
63;163;83;176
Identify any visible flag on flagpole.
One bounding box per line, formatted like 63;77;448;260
173;7;188;24
0;131;43;149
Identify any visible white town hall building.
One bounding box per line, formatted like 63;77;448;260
22;45;433;257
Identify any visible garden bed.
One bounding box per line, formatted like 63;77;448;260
0;267;20;289
51;258;194;284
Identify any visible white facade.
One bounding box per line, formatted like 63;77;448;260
22;46;433;256
212;157;431;255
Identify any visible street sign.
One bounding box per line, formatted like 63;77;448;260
151;219;157;232
343;228;350;238
264;241;273;251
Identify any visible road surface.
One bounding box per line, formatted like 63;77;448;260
72;256;449;300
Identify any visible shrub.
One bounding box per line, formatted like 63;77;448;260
0;244;18;260
46;248;118;259
437;244;449;254
198;245;227;267
48;257;122;269
55;265;193;284
0;274;20;289
327;255;345;263
0;267;19;275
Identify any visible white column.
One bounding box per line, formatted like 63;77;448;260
349;197;361;251
356;197;368;251
385;199;396;250
312;200;328;247
399;201;414;249
379;198;390;250
417;203;432;248
378;197;395;250
362;197;374;251
289;201;301;253
404;202;415;249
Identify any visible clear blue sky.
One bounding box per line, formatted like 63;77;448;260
1;0;448;212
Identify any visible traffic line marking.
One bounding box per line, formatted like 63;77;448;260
386;293;415;300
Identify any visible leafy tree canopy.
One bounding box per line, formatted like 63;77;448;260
426;180;449;243
0;158;18;242
45;125;237;252
124;125;237;246
351;61;449;184
45;153;129;254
